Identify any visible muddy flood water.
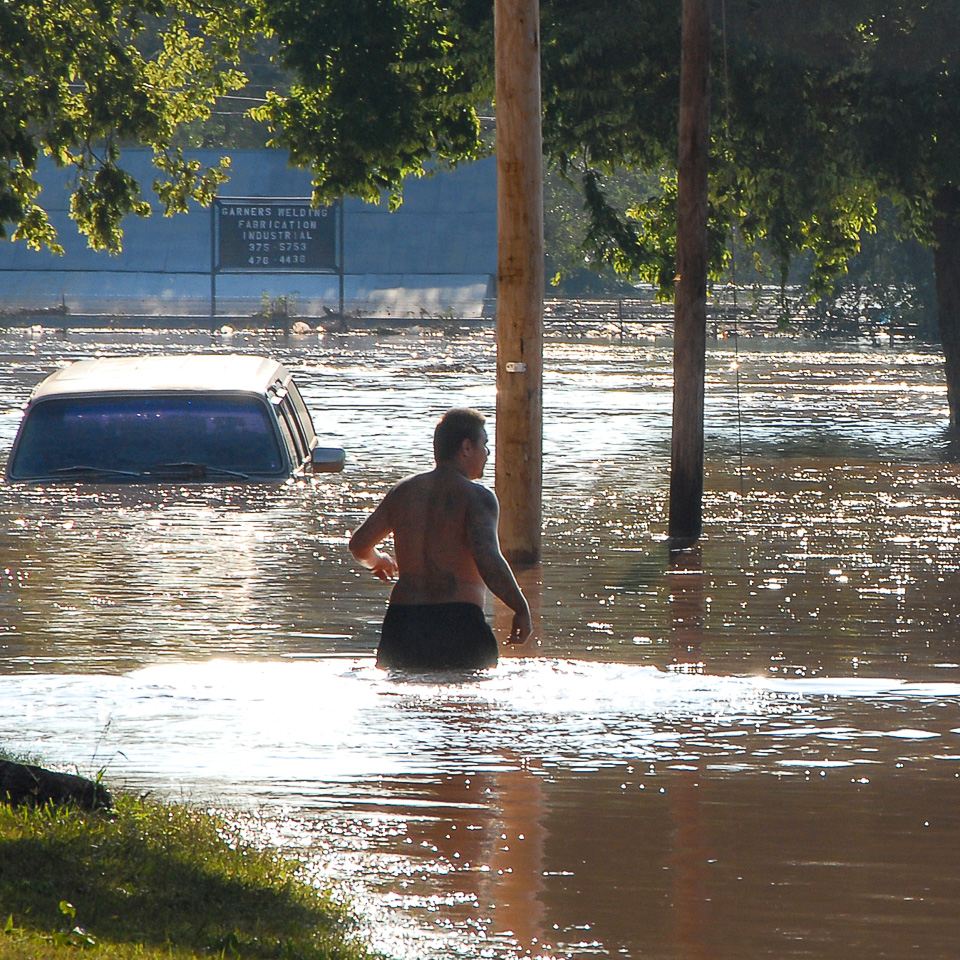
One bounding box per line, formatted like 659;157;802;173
1;323;959;959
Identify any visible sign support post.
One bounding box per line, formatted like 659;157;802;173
210;203;217;320
338;200;345;317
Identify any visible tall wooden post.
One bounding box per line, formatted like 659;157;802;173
669;0;711;546
495;0;544;564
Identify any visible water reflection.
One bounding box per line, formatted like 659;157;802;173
1;326;960;958
668;546;706;671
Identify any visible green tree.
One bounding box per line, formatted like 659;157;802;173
842;2;960;421
544;166;658;296
0;0;253;252
173;36;294;150
0;0;492;246
535;0;960;422
251;0;488;208
805;203;937;340
537;1;877;292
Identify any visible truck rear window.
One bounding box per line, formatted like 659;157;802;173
8;394;286;480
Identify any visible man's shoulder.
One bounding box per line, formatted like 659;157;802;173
389;469;434;494
388;468;461;501
465;479;498;512
375;472;421;513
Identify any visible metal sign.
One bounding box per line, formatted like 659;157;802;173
214;198;339;272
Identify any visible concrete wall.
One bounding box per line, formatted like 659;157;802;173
0;150;497;320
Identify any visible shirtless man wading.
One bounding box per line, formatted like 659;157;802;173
349;408;533;670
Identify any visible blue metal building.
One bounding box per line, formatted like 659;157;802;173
0;150;497;320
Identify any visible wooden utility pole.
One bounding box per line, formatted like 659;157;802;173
669;0;712;546
494;0;544;564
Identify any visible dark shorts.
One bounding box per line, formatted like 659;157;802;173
377;602;499;671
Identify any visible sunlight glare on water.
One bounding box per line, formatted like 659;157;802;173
0;657;958;790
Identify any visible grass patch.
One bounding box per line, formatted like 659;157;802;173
0;794;380;960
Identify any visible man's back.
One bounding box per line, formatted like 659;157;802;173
383;466;490;608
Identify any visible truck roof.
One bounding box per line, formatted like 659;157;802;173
28;355;289;401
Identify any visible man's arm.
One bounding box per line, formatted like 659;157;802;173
466;486;532;643
349;496;399;581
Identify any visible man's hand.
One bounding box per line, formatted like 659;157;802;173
368;550;399;581
505;605;533;645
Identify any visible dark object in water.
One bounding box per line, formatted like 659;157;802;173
0;760;112;811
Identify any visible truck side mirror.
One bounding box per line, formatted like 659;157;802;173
311;446;345;473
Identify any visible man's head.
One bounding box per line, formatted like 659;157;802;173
434;408;488;476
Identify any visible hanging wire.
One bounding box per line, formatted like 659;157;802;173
721;0;746;497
